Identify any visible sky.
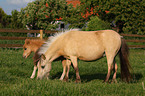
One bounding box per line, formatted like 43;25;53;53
0;0;34;15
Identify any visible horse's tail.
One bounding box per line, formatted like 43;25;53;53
119;39;132;82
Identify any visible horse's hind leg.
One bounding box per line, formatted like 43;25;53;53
60;59;71;81
63;59;71;82
59;60;67;81
70;56;81;83
104;54;115;83
111;61;118;83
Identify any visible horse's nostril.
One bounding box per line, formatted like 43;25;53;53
41;66;45;69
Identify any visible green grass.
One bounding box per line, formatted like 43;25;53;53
0;48;145;96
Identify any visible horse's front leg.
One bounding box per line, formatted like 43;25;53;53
37;61;44;79
70;56;81;83
30;65;37;78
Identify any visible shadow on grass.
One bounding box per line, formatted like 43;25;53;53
51;72;143;83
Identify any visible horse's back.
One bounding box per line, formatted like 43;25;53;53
65;30;121;48
62;30;120;60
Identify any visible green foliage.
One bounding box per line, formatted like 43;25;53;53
0;8;23;29
0;49;145;95
11;10;23;29
18;0;71;30
79;0;145;34
84;16;111;31
62;5;86;28
0;8;7;28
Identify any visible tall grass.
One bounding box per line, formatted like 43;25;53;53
0;48;145;96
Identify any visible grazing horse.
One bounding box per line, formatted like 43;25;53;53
23;39;45;78
37;30;132;83
23;39;71;80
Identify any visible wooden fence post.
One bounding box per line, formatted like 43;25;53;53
40;30;43;39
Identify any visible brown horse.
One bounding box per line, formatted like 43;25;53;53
23;39;71;80
23;39;45;78
37;30;132;83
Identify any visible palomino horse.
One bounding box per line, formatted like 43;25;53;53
23;39;71;80
37;30;132;83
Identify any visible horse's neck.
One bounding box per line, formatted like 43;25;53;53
45;47;57;59
33;47;39;53
41;34;65;61
45;41;61;61
32;40;44;53
33;51;40;64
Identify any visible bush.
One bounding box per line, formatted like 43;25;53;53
83;16;111;31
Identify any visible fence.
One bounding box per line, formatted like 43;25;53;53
0;29;145;48
0;29;57;48
120;33;145;48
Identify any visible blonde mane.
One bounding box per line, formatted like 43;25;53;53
38;29;80;55
38;31;67;55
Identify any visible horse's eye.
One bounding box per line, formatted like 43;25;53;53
24;48;27;50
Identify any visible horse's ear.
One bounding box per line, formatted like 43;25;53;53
25;39;31;45
41;54;46;60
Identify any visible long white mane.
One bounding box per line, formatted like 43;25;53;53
38;29;80;55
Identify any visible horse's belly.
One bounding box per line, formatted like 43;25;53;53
78;56;102;61
78;50;104;61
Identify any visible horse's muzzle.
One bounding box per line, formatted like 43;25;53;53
23;55;27;59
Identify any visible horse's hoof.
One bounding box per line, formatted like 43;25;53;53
103;80;106;83
30;76;35;79
111;80;117;83
37;76;43;80
75;79;81;83
103;80;109;84
63;78;68;82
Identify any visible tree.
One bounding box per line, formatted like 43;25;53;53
0;7;7;28
11;10;23;29
79;0;145;34
62;4;86;28
18;0;72;30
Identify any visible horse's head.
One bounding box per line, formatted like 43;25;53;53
37;54;51;79
23;39;32;58
39;54;47;67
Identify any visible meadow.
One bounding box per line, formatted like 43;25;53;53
0;48;145;96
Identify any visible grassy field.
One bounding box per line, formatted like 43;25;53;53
0;48;145;96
